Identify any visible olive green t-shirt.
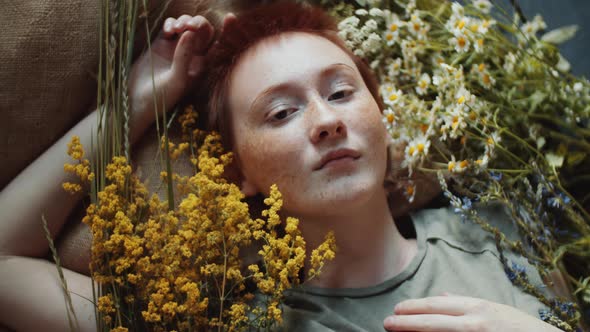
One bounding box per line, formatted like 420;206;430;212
280;204;551;331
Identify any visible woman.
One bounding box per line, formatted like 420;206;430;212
0;1;564;331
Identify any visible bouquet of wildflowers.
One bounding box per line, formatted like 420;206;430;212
64;127;335;331
319;0;590;328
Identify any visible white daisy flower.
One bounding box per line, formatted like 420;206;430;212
472;0;492;14
387;58;403;78
383;13;404;46
478;19;495;34
455;86;474;106
409;14;425;37
475;153;490;171
382;108;396;131
449;33;470;53
415;73;431;95
381;83;403;107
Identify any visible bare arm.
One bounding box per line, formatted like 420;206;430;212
0;256;96;331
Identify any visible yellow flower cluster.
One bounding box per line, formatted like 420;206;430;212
179;105;201;142
63;136;94;194
160;135;190;161
70;127;336;331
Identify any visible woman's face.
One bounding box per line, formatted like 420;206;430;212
228;32;388;218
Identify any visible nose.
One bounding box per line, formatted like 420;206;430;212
308;97;347;144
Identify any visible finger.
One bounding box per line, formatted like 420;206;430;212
188;16;214;53
171;30;199;80
384;314;460;332
220;12;237;35
173;15;193;33
162;17;176;38
394;296;474;316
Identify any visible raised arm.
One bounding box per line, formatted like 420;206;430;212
0;15;220;331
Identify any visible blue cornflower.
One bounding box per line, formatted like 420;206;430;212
505;262;527;282
461;197;473;210
556;301;576;318
559;192;571;205
489;171;502;181
538;308;551;321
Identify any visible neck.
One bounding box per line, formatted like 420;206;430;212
296;190;417;289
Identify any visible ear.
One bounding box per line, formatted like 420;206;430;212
240;177;258;197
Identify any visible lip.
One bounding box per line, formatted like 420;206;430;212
315;148;361;170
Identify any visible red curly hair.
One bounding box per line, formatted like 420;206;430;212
205;0;383;149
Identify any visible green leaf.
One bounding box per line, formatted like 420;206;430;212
541;25;579;45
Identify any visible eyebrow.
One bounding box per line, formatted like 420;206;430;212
249;63;357;112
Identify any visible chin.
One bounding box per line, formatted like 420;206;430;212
306;176;385;214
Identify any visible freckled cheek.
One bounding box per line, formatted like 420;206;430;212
349;99;387;144
236;130;304;193
349;103;388;168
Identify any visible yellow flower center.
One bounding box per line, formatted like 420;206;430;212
386;114;395;123
389;94;399;102
457;20;466;30
417;143;425;153
457;95;466;104
448;161;456;171
390;23;398;32
408;146;416;155
386;33;394;41
452;116;460;129
457;37;466;48
459;160;469;168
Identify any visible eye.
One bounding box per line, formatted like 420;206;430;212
328;89;353;101
270;108;298;122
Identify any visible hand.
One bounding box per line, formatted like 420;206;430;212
383;294;561;332
128;14;236;139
